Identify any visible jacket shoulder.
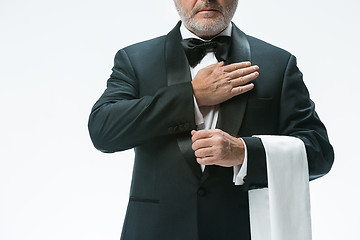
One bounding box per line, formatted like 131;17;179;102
112;35;167;70
246;35;292;59
122;35;166;56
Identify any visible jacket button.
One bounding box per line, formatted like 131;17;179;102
197;187;206;196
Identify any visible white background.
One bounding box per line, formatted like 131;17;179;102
0;0;359;239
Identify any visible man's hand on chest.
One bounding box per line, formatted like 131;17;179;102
191;61;259;107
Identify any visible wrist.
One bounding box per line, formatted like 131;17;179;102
191;81;205;106
236;137;245;165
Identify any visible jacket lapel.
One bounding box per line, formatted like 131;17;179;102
216;24;251;137
165;22;252;180
165;22;202;179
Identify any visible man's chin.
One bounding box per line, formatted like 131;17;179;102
183;14;227;38
193;17;225;29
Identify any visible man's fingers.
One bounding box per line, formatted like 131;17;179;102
191;129;215;142
229;65;259;79
230;83;255;96
222;61;251;72
230;71;259;87
192;138;213;151
196;156;216;165
194;148;214;159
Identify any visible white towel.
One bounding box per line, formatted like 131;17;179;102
248;136;312;240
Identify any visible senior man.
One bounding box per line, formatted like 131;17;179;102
88;0;334;239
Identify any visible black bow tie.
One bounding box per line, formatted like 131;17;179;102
181;36;231;67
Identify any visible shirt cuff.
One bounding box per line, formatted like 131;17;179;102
193;95;204;127
233;138;248;185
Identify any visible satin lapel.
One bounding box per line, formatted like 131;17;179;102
216;24;251;136
165;21;202;179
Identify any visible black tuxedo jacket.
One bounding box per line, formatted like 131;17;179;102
88;22;334;240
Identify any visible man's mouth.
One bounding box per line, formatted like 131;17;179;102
198;8;219;13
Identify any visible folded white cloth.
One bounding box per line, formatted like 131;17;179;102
248;136;312;240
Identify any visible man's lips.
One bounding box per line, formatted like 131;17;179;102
197;8;220;13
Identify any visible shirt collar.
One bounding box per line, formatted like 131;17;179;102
180;22;232;41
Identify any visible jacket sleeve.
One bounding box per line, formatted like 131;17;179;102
242;55;334;190
88;49;197;153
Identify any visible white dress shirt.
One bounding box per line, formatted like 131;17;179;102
180;23;247;185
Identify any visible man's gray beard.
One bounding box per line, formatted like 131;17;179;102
174;0;238;39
